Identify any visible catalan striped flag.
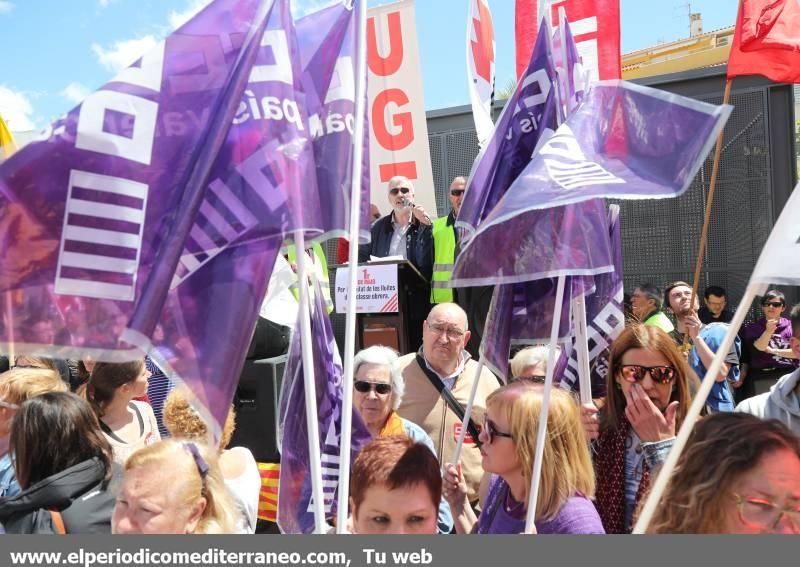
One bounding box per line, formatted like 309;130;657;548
257;462;280;523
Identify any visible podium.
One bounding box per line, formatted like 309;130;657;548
334;259;430;354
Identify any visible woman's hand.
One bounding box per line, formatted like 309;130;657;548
442;463;469;512
625;383;678;443
580;402;600;440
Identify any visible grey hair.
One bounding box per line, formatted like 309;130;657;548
509;345;561;379
388;176;414;192
352;346;405;410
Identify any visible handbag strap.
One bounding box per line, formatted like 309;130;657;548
415;354;482;447
49;509;66;534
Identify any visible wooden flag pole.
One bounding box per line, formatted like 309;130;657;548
684;79;732;350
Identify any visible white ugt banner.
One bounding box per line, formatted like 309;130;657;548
367;0;437;217
467;0;496;148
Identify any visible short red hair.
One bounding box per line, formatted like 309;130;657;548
350;436;441;514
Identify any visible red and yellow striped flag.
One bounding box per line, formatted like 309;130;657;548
257;462;280;523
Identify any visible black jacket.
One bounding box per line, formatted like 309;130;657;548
0;458;121;534
358;213;433;281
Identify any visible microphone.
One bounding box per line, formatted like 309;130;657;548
401;196;415;209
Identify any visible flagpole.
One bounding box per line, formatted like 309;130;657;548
686;79;732;350
293;230;327;534
525;273;565;533
571;295;592;405
633;283;757;534
452;362;484;465
337;0;367;534
4;293;14;362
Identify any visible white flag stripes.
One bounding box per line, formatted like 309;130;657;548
466;0;496;148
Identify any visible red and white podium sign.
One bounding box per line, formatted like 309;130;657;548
334;264;399;314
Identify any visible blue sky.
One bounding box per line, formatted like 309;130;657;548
0;0;739;132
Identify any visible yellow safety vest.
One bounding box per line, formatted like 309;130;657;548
430;215;456;303
287;243;333;314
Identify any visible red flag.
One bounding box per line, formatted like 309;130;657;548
515;0;620;82
727;0;800;83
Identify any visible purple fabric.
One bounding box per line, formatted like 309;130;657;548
740;317;799;371
477;476;604;534
480;276;594;380
277;278;372;534
551;18;585;119
488;81;731;217
0;0;288;434
451;198;615;286
456;17;558;241
297;1;371;245
560;204;625;397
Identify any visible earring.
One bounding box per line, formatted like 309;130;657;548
615;382;622;391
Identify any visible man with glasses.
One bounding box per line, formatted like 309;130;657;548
358;176;433;278
630;283;674;332
698;285;733;324
736;304;800;435
430;176;465;305
738;290;800;401
664;281;741;412
397;303;500;508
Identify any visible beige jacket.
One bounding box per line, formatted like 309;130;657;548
396;353;500;503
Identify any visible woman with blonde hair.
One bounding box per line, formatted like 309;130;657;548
443;382;604;533
584;324;694;533
0;367;68;498
112;439;239;534
648;412;800;534
81;360;159;466
162;388;260;533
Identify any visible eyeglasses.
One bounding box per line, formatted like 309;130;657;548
389;187;411;196
762;301;784;308
0;399;19;411
450;189;465;197
517;374;546;384
619;364;676;385
482;418;513;444
354;381;392;395
427;323;466;340
733;493;800;531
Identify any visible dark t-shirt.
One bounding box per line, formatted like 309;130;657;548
698;306;733;325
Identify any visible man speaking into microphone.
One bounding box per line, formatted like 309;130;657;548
359;176;434;351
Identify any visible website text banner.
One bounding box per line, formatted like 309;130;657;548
367;0;437;217
0;535;791;567
335;263;399;313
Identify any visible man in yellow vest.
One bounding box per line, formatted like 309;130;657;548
430;176;466;304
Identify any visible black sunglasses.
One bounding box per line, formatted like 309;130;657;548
762;301;784;308
450;189;465;197
354;381;392;395
516;374;546;384
482;418;513;444
619;364;676;385
389;187;411;196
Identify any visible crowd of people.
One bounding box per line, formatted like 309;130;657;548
0;175;798;535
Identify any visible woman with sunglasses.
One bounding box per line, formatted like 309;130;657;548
648;412;800;533
738;291;799;401
510;345;560;383
584;324;693;533
442;382;604;534
352;346;453;533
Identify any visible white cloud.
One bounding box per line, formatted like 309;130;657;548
0;85;37;131
61;82;91;104
168;0;211;30
0;2;14;15
292;0;338;19
97;0;111;7
92;35;159;73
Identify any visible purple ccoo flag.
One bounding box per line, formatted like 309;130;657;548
560;204;625;398
480;275;594;380
551;17;586;119
0;0;274;363
456;17;558;242
491;80;732;215
277;278;372;534
297;0;371;245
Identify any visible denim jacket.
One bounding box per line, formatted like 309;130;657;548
0;453;20;499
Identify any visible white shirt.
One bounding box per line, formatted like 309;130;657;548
388;215;410;259
422;350;471;390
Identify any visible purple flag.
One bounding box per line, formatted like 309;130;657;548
297;0;371;244
551;18;586;120
490;80;731;215
480;275;594;380
277;278;372;534
456;18;558;241
560;204;625;398
0;0;273;361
